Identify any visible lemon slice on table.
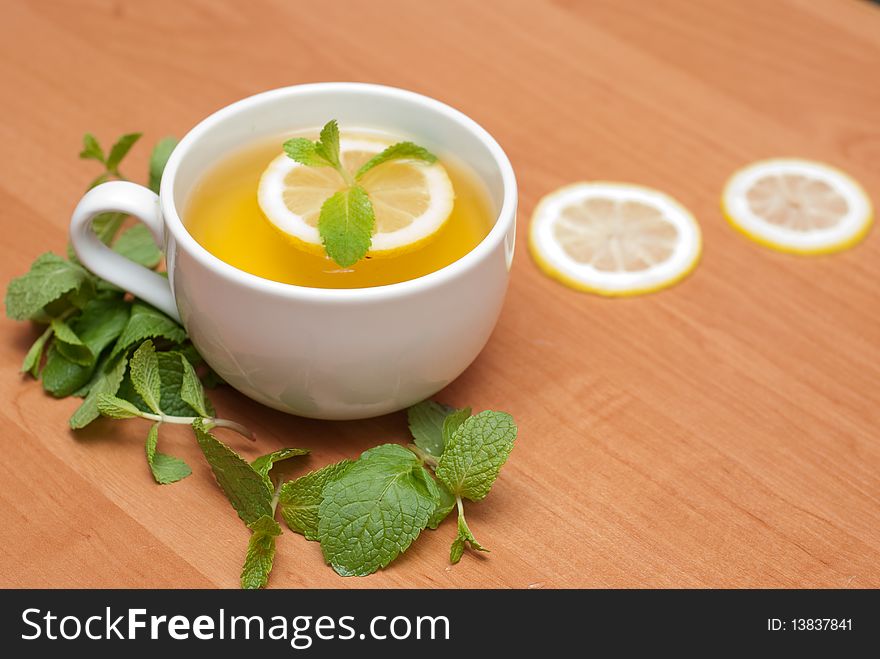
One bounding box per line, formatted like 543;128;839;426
721;158;873;255
258;138;454;258
529;182;702;296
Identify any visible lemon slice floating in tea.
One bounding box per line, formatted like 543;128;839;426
529;182;702;296
258;137;454;258
721;158;873;255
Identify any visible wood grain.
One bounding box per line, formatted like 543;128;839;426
1;0;878;588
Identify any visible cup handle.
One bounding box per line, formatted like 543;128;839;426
70;181;180;322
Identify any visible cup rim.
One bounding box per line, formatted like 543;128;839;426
160;82;517;302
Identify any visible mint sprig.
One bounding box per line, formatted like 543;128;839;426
192;418;273;524
79;132;141;187
98;348;251;437
95;340;254;486
7;131;195;413
282;120;437;267
434;411;517;562
409;407;517;562
193;419;308;588
279;402;517;576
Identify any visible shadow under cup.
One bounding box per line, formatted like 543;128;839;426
163;84;517;420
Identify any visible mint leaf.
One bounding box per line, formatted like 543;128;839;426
279;459;354;540
148;137;178;193
111;302;185;357
105;132;142;172
283;138;331;168
179;354;208;417
318;185;374;268
251;448;310;489
442;407;471;446
96;393;143;419
69;296;130;358
51;318;92;365
450;508;487;564
406;401;470;462
154;351;213;416
145;422;191;484
70;349;113;398
318;444;439;577
70;354;128;428
21;326;53;377
314;120;341;169
113;225;162;268
193;419;272;526
356;142;437;179
433;411;516;564
407;400;455;457
41;344;95;397
178;342;204;368
449;536;465;564
427;480;456;530
69;213;127;263
118;350;210;418
129;340;162;414
241;515;282;590
79;133;105;163
61;276;97;313
201;368;225;389
93;212;126;244
5;253;91;320
435;411;517;501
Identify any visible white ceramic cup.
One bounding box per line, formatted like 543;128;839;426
70;83;517;420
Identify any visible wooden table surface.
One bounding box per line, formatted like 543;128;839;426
1;0;879;589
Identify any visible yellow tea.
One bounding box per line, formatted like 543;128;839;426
184;130;493;288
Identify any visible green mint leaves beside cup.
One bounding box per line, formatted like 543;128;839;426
278;459;354;540
434;410;517;562
408;403;517;563
317;444;441;576
6;132;190;421
96;339;255;484
5;129;519;588
279;402;518;576
5;132;245;477
282;119;437;267
193;419;308;589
